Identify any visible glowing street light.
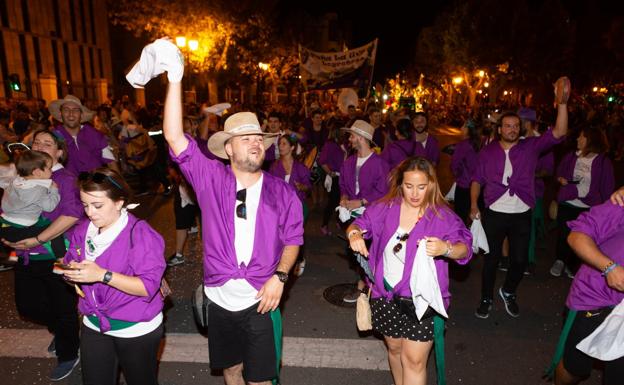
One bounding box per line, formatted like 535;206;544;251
258;62;269;71
503;90;509;96
592;86;598;92
452;76;463;85
175;36;187;48
484;82;489;88
382;94;388;101
188;39;199;51
478;70;485;78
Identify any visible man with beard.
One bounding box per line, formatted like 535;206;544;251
412;111;440;166
471;78;570;319
163;79;304;384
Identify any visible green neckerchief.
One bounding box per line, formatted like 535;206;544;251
544;309;578;379
86;315;137;331
270;308;283;385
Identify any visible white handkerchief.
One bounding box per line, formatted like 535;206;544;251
470;218;489;254
324;174;332;192
445;182;457;202
409;239;448;320
126;38;185;88
577;299;624;361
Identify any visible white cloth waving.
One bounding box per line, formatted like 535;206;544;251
576;299;624;361
126;39;185;88
409;239;448;320
470;218;489;254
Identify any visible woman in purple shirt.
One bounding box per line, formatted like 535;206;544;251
62;167;166;385
450;119;483;223
347;157;472;385
550;127;614;278
381;118;416;170
318;125;346;235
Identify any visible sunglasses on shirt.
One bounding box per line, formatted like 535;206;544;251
393;233;410;254
78;171;123;191
236;189;247;219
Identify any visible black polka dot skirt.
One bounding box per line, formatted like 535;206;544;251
370;297;434;342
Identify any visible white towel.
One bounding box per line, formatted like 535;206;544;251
409;239;448;320
324;172;341;192
336;206;365;223
204;103;231;117
126;39;185;88
470;218;489;254
445;182;457;202
577;299;624;361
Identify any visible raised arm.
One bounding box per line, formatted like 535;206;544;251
552;77;570;139
163;81;189;156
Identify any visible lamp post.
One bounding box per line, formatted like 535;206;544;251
257;62;270;107
176;36;199;103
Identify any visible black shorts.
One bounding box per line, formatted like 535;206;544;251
370;297;435;342
174;202;198;230
207;302;277;382
563;307;624;383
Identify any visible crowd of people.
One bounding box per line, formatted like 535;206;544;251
0;38;622;385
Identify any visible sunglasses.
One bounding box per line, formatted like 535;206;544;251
393;233;410;254
236;189;247;219
78;171;123;191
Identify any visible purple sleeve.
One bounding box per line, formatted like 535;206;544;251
568;201;624;245
471;150;487;185
438;208;473;265
63;232;82;264
535;129;563;155
318;142;330;166
128;223;167;301
279;188;304;246
599;156;615;201
169;135;225;194
300;164;312;189
353;202;385;240
339;162;348;196
450;142;463;178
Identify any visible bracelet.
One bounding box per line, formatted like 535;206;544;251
602;262;619;276
360;199;366;207
347;229;362;239
443;241;453;257
35;235;43;245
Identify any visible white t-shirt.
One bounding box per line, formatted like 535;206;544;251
285;174;291;183
355;152;373;195
567;153;597;208
383;227;408;288
205;175;263;311
490;149;530;213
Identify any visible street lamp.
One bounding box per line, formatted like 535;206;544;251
176;36;186;48
452;76;463;85
478;70;485;78
188;39;199;51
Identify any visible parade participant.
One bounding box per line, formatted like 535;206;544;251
166;162;199;267
369;107;393;149
549;200;624;385
550;127;614;278
339;119;390;302
162;71;303;384
270;134;311;276
381;118;416;170
347;157;472;385
471;77;570;319
412;111;440;166
263;111;286;165
450;118;483;224
3;128;82;381
318;123;346;236
49;95;118;175
62;167;166;385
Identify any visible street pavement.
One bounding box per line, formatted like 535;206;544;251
0;126;617;385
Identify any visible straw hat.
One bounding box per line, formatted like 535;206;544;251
207;112;278;159
48;95;94;123
341;119;377;146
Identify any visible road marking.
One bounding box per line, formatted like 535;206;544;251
0;329;389;370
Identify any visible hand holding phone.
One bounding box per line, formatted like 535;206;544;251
54;262;79;270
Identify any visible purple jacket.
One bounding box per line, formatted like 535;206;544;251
566;201;624;310
354;199;473;308
451;139;479;189
54;124;112;175
318;140;345;173
195;136;219;160
413;134;440;165
170;137;304;290
472;129;562;208
381;139;416;170
64;215;166;332
339;153;390;203
269;160;311;202
535;151;554;198
556;152;614;206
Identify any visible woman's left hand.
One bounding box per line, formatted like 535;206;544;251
425;237;448;257
2;237;40;250
63;260;106;284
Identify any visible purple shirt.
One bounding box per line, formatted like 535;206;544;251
472;129;562;208
64;215;166;332
566;201;624;310
535;151;554;198
269;160;311;202
413;134;440;165
318;141;345;173
170;137;304;290
450;139;479;188
354;199;473;308
339;153;389;203
54;124;112;175
381;139;416;170
556;152;614;206
195;136;219;160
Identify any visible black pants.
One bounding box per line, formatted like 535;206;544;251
454;186;485;225
322;176;341;226
555;203;589;274
80;323;164;385
14;259;79;362
481;208;532;299
0;225;66;258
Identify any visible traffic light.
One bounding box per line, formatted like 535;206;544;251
8;73;21;92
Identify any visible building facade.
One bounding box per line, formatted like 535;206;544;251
0;0;112;104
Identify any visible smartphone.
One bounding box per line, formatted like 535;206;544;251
54;262;79;270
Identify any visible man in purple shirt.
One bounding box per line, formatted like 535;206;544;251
163;78;303;385
412;111;440;166
471;78;570;318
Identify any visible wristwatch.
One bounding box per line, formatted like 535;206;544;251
274;271;289;283
102;271;113;284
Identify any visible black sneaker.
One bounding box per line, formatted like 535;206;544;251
167;254;185;267
498;257;509;271
499;287;520;318
475;299;493;319
47;337;56;354
49;357;80;381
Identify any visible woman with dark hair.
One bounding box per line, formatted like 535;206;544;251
347;157;472;385
62;167;166;385
3;128;82;381
318;123;347;236
550;127;615;278
450;118;483;223
380;118;416;169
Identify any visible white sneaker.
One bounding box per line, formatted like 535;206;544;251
550;260;565;277
564;267;575;279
